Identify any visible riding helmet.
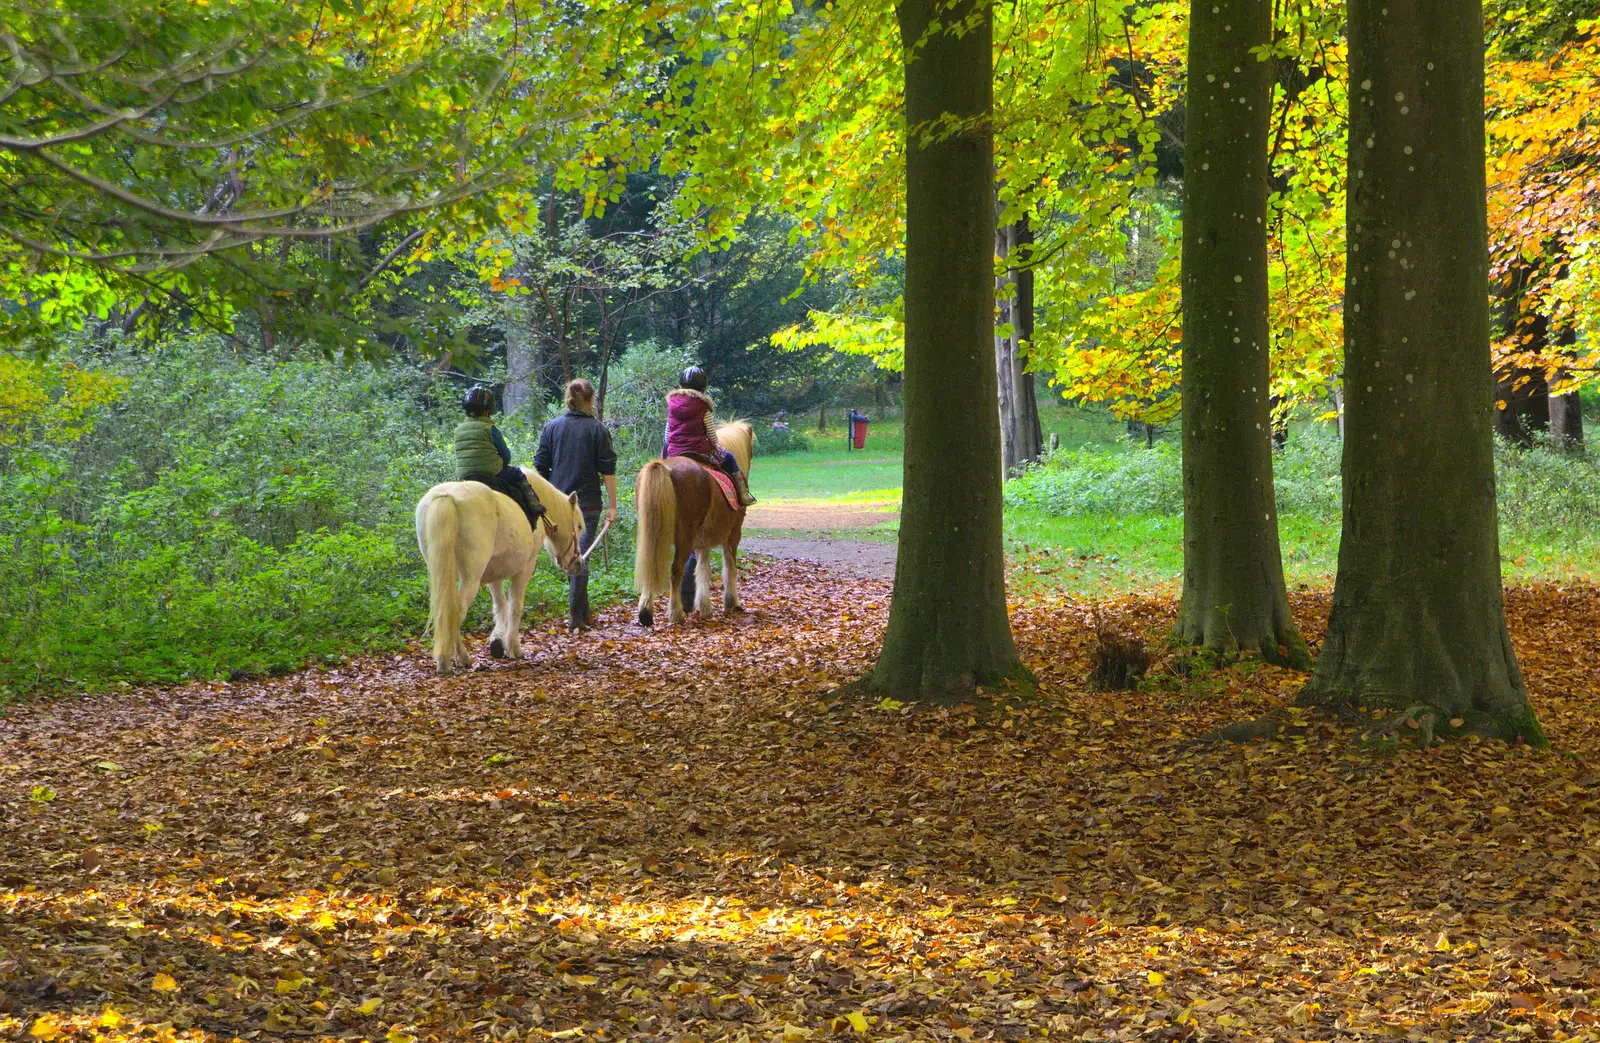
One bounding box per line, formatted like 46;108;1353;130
680;366;708;393
462;386;496;416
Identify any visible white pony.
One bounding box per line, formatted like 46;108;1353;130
415;469;587;674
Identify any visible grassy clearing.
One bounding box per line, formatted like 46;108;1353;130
752;404;1130;505
753;402;1600;597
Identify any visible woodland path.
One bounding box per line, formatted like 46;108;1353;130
4;561;1600;1041
741;502;900;581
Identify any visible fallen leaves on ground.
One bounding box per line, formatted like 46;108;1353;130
2;561;1599;1042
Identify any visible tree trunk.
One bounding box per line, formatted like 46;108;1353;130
595;292;615;421
1173;0;1307;666
996;205;1044;475
503;303;538;415
869;0;1025;701
1493;269;1550;444
1549;329;1583;447
1549;389;1583;446
1299;0;1544;743
1493;365;1549;444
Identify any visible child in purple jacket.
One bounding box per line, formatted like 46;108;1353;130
664;367;756;506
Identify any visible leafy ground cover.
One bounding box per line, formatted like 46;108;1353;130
3;558;1599;1042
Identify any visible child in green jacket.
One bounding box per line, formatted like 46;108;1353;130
453;387;547;535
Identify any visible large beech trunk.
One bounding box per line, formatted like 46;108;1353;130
870;0;1025;701
1299;0;1544;743
1174;0;1307;666
996;210;1044;475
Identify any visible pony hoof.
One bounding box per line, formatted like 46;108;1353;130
488;637;505;659
639;607;654;628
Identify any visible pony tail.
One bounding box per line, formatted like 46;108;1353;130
634;460;676;596
419;493;461;672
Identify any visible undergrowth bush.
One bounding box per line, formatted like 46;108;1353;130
752;425;811;456
0;336;631;701
1006;425;1600;533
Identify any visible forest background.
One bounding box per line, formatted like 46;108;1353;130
1;0;1598;699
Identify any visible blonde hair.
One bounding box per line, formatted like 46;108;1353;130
565;378;596;414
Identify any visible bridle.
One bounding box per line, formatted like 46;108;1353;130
538;511;610;575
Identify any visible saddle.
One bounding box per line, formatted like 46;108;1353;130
670;453;740;511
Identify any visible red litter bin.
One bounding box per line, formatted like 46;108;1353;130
847;410;870;450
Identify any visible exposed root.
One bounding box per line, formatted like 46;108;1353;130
1358;703;1438;747
1168;708;1296;751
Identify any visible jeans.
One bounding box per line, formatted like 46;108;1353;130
570;508;602;627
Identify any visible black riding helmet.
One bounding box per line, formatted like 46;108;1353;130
462;386;496;416
680;366;708;393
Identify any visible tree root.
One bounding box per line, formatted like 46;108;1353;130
1167;708;1297;751
1357;704;1438;747
1170;702;1454;755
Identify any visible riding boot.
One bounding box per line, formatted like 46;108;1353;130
504;473;547;535
732;471;757;507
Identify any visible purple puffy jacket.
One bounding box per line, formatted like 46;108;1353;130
664;389;717;459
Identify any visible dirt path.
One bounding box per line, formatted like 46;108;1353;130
3;566;1600;1042
742;502;898;531
742;501;899;580
741;535;898;581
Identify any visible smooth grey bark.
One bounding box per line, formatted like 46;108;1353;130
870;0;1024;701
1550;389;1584;446
996;208;1044;475
503;303;540;415
1173;0;1307;666
1299;0;1544;743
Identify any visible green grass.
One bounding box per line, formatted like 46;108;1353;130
754;416;905;503
1003;508;1600;597
749;402;1600;598
753;403;1125;504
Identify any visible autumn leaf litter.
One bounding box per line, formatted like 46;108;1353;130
2;560;1599;1042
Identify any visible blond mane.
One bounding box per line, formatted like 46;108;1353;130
715;419;755;476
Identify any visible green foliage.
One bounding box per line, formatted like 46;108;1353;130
752;426;812;456
600;340;699;476
1006;440;1184;515
1007;425;1600;528
0;336;627;699
1;0;671;351
1495;437;1600;532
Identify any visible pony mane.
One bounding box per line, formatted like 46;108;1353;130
715;419;755;475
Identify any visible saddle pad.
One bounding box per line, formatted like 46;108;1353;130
704;467;740;511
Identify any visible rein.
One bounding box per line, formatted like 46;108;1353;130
537;511;610;570
579;515;611;563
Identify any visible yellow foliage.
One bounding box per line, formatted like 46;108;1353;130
0;357;124;448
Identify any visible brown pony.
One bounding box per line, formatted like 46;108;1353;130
634;421;755;627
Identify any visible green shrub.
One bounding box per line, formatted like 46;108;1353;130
752;425;811;456
0;335;633;700
1006;440;1184;515
1005;423;1600;536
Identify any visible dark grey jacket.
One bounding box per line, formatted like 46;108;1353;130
534;410;617;512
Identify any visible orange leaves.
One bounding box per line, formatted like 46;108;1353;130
3;561;1600;1040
